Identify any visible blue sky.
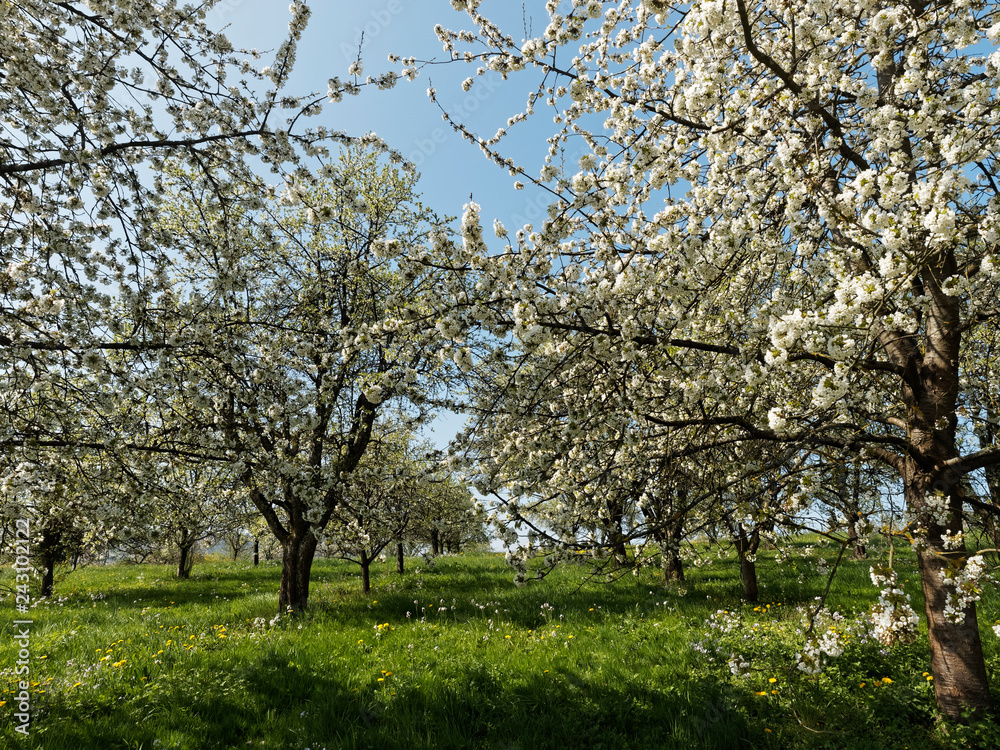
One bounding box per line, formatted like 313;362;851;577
217;1;555;233
215;1;559;448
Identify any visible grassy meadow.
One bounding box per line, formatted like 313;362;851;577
2;539;1000;749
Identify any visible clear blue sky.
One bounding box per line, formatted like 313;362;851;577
216;1;557;448
218;1;555;234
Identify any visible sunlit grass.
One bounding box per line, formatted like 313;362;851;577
1;543;998;749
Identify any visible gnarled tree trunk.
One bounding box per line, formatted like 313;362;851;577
905;463;993;718
870;241;995;719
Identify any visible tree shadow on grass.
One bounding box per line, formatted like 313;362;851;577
21;636;949;750
238;661;762;750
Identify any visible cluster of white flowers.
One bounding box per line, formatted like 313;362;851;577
728;656;751;677
795;626;846;675
868;566;920;645
941;529;965;551
921;493;952;526
941;555;990;624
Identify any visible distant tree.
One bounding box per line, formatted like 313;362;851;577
149;144;470;611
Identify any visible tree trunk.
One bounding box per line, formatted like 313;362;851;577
278;529;318;614
850;524;867;559
608;524;628;570
430;528;440;556
734;525;759;603
38;525;60;598
253;537;260;567
905;467;993;719
396;542;404;574
40;551;56;599
847;463;867;559
176;540;195;579
360;549;371;595
40;557;55;598
661;516;685;584
738;553;758;603
663;549;684;583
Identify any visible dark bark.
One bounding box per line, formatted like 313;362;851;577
734;524;760;603
738;554;758;603
905;466;993;719
844;463;867;559
253;537;260;567
278;529;318;613
867;241;995;718
661;516;685;584
38;524;62;598
396;542;404;574
851;537;867;560
663;548;684;583
39;549;56;599
176;540;195;579
430;528;440;556
604;497;629;569
360;549;371;594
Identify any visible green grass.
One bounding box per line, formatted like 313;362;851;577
2;539;999;749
